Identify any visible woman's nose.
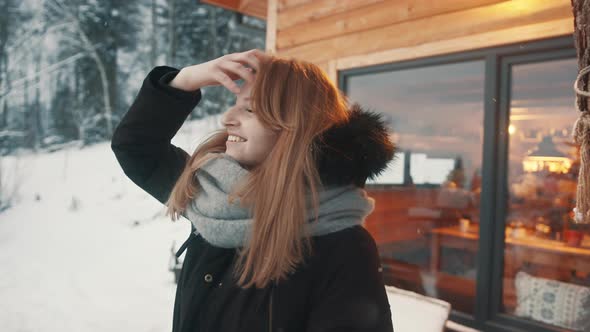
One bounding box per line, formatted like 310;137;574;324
221;107;239;128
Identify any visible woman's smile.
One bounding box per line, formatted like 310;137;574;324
221;76;278;168
227;134;247;143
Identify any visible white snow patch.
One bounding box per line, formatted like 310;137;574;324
0;116;224;332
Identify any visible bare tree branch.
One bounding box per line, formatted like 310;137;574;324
46;0;114;136
0;45;102;100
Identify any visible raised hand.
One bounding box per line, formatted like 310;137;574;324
168;49;270;93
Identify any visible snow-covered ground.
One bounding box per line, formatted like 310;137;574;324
0;115;223;332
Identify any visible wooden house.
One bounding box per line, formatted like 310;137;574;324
201;1;583;331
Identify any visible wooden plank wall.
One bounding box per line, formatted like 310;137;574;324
271;0;574;82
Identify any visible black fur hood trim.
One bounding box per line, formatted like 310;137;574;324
314;103;396;188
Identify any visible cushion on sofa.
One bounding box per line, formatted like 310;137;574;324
514;271;590;331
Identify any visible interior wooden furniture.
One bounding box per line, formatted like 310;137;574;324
430;224;590;312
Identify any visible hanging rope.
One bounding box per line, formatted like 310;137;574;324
572;65;590;224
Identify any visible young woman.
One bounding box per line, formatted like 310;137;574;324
111;49;395;332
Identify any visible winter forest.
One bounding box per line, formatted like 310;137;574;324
0;0;264;208
1;0;266;148
0;2;264;329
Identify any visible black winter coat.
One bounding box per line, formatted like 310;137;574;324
111;66;395;332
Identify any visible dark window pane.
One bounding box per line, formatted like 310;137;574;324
348;60;485;315
503;58;590;331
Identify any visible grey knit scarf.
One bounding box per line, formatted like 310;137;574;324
184;153;375;248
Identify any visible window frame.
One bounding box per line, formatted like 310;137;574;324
339;36;577;332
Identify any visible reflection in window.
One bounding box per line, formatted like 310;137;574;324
367;151;405;185
347;60;484;314
410;153;455;185
368;152;457;186
503;58;590;331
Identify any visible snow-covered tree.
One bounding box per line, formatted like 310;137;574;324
0;0;265;154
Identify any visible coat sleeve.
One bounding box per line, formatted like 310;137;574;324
306;229;394;332
111;66;202;204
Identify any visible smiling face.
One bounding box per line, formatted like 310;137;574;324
221;80;279;169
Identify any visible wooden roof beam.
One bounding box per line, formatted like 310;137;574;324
201;0;267;20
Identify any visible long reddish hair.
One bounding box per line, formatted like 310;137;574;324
165;56;350;288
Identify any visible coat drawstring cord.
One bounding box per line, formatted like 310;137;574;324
175;232;197;258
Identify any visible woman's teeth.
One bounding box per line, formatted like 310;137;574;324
228;135;247;142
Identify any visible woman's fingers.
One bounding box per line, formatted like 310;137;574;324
250;49;271;64
229;49;262;72
215;70;241;94
211;49;269;93
219;61;255;86
233;61;256;83
172;49;269;92
230;49;270;73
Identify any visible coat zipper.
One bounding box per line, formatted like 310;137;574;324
268;284;274;332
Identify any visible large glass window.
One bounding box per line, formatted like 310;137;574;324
343;38;585;331
347;61;485;314
502;58;590;331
